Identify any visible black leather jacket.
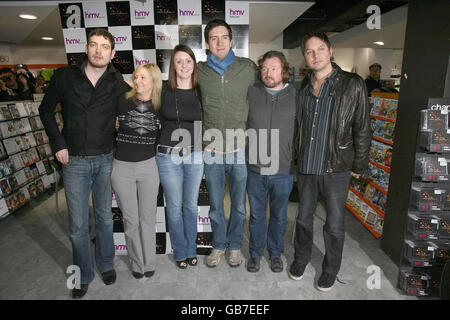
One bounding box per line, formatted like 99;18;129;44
297;63;371;174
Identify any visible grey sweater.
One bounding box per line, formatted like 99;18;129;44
246;82;298;175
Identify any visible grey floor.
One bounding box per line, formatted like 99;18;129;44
0;187;415;300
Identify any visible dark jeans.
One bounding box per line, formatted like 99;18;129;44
294;171;351;277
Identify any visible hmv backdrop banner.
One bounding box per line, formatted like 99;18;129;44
59;0;249;255
59;0;250;81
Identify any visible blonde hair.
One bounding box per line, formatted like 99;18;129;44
126;63;162;110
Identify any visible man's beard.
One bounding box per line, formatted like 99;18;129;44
263;77;282;89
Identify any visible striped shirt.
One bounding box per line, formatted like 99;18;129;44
298;68;337;174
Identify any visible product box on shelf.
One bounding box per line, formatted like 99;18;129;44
420;109;448;131
419;129;450;152
431;241;450;266
438;214;450;239
410;186;445;211
399;269;430;296
373;215;384;233
404;240;438;267
414;153;449;181
406;213;439;240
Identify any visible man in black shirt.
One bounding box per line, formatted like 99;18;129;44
365;62;382;94
39;29;129;299
289;32;371;292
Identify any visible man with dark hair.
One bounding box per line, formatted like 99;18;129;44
39;28;129;299
198;19;258;268
0;67;33;102
289;32;371;291
246;51;297;273
365;62;382;94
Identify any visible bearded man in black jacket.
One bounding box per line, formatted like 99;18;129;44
39;29;129;299
288;32;371;292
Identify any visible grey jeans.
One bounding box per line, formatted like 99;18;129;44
111;157;159;274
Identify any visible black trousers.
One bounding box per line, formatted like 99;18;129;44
294;171;351;278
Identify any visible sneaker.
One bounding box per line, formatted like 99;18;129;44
228;249;243;267
71;284;88;299
269;257;283;273
288;261;306;281
206;248;225;268
246;257;261;272
317;273;336;292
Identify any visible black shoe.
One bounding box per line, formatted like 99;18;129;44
270;257;283;273
246;257;261;273
101;269;117;285
289;261;306;281
144;271;155;278
317;272;336;292
132;272;144;279
72;284;88;299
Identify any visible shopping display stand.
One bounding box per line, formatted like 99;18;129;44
346;92;399;238
0;99;58;219
396;98;450;297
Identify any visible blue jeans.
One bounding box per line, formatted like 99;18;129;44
62;151;115;285
247;170;294;258
156;149;204;261
204;149;247;251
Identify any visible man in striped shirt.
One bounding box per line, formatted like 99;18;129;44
288;32;371;292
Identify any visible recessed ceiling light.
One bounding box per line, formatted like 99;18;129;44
374;41;384;46
41;37;54;41
19;14;38;20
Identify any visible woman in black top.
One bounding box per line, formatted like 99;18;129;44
156;45;203;269
111;63;162;279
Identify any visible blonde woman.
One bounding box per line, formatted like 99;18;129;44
111;63;162;279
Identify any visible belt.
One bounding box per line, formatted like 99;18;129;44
157;145;193;157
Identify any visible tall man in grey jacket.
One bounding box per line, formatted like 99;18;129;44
198;19;257;268
288;32;371;292
246;51;297;273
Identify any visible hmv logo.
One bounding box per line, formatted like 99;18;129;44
135;10;150;17
229;8;245;16
114;35;127;42
156;34;171;41
135;58;150;65
179;9;195;16
198;216;210;224
65;38;80;45
84;12;100;19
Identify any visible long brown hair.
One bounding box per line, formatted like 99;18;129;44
126;63;162;110
168;44;198;91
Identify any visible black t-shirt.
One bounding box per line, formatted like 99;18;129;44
114;95;160;162
159;86;202;148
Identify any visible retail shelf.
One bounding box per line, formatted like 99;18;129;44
369;160;391;173
373;135;394;146
370;114;396;123
346;204;382;239
349;186;385;218
361;177;388;195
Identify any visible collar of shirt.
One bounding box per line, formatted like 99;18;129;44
308;67;338;94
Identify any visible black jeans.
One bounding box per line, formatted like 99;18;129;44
294;171;351;278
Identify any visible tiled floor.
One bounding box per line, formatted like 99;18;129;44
0;188;415;300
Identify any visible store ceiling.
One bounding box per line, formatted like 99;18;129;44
0;0;408;49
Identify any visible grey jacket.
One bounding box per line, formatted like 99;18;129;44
247;82;298;175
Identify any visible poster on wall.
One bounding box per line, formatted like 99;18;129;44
59;0;249;80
